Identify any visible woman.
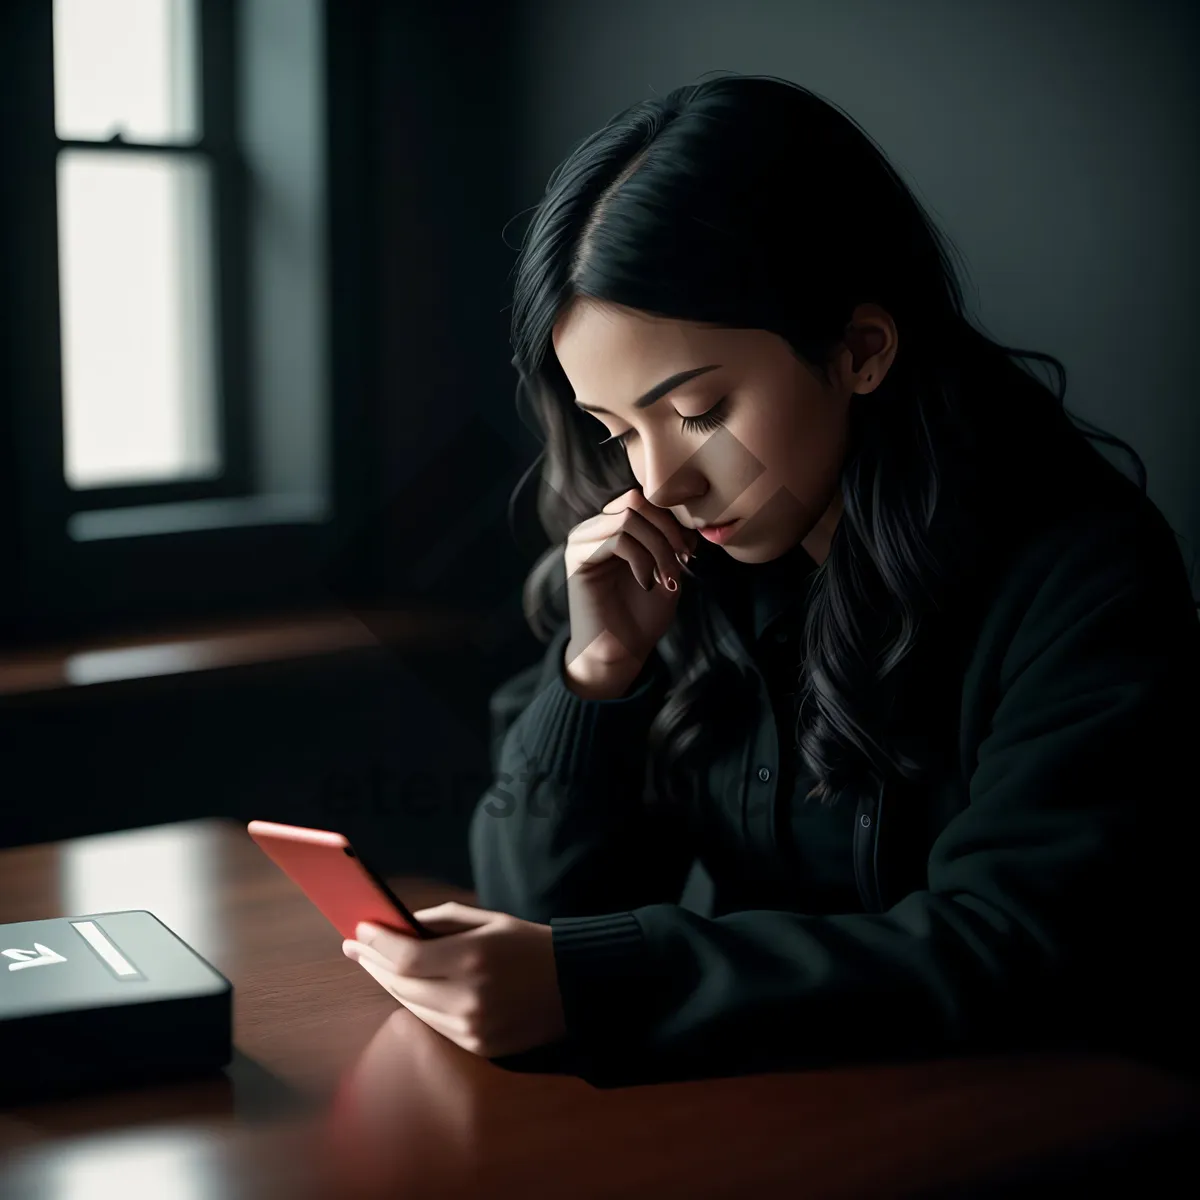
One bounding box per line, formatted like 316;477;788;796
342;73;1200;1088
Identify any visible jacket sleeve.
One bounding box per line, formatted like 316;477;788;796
543;504;1200;1088
467;621;699;923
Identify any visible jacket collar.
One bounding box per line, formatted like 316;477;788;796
751;537;819;640
686;534;818;647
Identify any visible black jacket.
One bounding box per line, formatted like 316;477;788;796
469;430;1200;1088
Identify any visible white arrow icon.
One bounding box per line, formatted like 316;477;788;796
3;943;68;971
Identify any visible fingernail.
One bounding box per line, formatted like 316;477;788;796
652;567;662;586
675;551;690;566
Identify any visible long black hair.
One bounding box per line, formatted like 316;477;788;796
503;71;1161;813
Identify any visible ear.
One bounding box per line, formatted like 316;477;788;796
841;307;897;394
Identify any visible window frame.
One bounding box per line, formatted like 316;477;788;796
49;0;253;512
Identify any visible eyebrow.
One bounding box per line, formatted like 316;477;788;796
573;364;722;416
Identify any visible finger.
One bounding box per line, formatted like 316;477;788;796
356;957;455;1037
347;927;424;975
354;954;405;1001
572;503;681;593
410;901;495;933
603;488;699;563
345;939;415;975
357;907;487;953
351;921;477;979
350;921;456;979
605;508;684;593
361;960;463;1013
356;958;470;1037
567;518;659;593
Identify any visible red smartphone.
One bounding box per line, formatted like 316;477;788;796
246;820;436;941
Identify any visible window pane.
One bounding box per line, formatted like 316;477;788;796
53;0;199;142
57;150;221;489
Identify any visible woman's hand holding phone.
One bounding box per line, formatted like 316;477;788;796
343;902;567;1059
562;486;699;699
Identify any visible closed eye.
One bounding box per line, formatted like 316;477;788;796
599;396;731;449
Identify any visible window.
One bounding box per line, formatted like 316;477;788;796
1;0;340;644
52;0;251;509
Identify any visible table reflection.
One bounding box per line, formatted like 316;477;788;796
59;825;223;961
0;1122;315;1200
315;1005;484;1197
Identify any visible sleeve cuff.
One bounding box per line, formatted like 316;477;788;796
514;634;669;787
550;911;651;1060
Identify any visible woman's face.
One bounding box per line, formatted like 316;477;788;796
551;298;897;565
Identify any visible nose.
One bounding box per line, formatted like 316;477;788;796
639;448;705;514
638;465;700;513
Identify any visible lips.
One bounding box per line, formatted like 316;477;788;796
696;518;742;544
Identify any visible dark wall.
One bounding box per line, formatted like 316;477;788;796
512;0;1200;591
321;0;545;688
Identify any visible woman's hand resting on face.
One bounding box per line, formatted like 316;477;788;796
562;487;699;695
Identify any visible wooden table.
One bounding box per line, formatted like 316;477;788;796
1;819;1197;1198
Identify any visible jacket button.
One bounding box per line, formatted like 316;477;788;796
860;813;871;828
757;766;771;782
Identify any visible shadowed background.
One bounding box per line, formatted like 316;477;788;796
1;0;1195;895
